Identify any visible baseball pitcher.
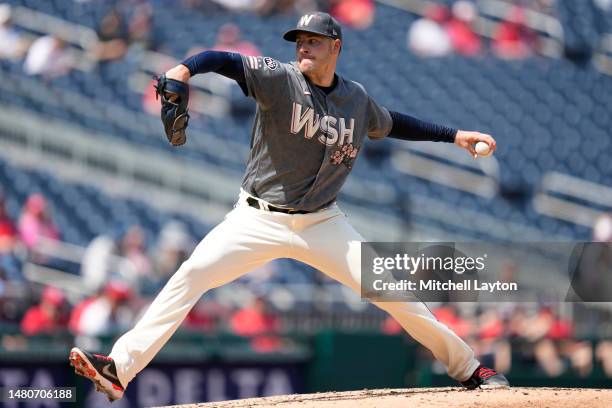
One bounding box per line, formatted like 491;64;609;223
70;12;509;401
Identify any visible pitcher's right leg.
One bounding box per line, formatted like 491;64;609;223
71;205;290;398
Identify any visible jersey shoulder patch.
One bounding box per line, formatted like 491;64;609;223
245;55;283;71
263;57;278;70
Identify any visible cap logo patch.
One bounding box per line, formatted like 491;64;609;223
264;57;278;70
299;14;315;27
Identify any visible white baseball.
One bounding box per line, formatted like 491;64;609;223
475;141;492;157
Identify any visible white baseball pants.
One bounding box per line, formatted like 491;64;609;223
109;191;480;387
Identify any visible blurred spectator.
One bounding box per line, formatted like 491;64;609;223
0;4;29;60
381;315;402;335
185;299;223;332
0;276;29;324
18;194;59;250
492;5;538;59
81;229;142;292
0;193;16;244
408;4;452;57
91;8;129;62
231;296;282;352
81;234;117;292
560;339;593;378
231;296;280;336
478;309;505;340
477;309;511;373
330;0;375;30
128;2;156;52
152;221;192;274
213;23;261;56
386;303;606;379
432;304;473;338
20;286;68;335
119;225;151;280
513;306;593;377
592;213;612;242
595;340;612;377
445;0;481;56
144;221;192;294
69;281;136;336
530;307;572;376
23;35;75;78
0;194;23;282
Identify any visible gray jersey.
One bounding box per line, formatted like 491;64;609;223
240;55;392;211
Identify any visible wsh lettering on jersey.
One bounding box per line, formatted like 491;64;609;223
290;103;355;147
290;102;359;168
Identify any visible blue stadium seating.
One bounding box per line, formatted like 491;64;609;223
1;0;610;251
0;159;212;246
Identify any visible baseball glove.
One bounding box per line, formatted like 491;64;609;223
154;74;190;146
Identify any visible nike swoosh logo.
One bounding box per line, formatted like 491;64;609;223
101;363;120;383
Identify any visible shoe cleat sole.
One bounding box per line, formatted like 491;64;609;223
68;349;123;402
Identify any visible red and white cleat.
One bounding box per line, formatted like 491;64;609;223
69;347;125;402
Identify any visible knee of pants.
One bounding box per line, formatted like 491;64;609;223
175;255;241;292
172;259;214;293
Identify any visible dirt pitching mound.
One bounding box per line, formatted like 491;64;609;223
157;387;611;408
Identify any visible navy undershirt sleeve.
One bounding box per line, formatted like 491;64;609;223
181;51;247;93
388;111;457;143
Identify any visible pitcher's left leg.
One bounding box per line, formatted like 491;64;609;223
292;210;479;382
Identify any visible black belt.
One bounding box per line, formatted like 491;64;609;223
246;197;312;214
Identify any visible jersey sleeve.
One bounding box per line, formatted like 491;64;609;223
366;96;393;139
241;55;288;110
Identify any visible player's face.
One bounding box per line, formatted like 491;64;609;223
295;33;338;76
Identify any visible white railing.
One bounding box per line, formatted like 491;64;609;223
534;172;612;227
391;144;500;198
533;172;612;227
23;237;137;300
12;6;98;49
11;5;98;72
594;33;612;76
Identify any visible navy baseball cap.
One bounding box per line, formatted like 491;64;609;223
283;12;342;42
